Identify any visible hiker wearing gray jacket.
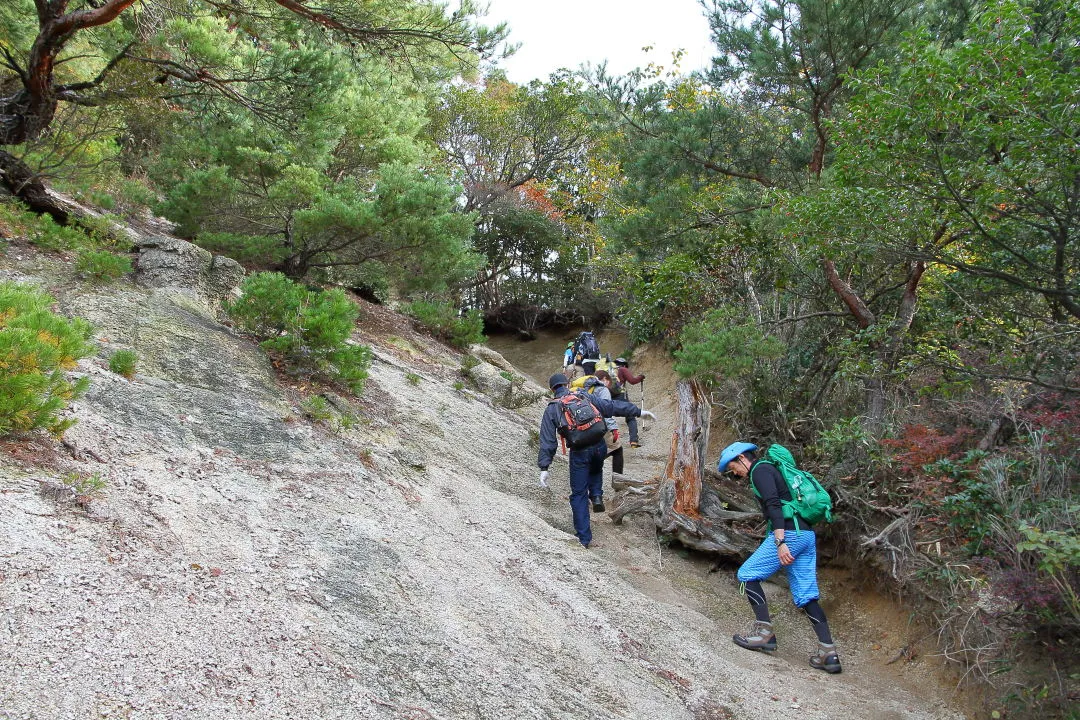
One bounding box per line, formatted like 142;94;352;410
591;371;624;476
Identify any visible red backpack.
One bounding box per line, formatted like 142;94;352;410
550;391;607;451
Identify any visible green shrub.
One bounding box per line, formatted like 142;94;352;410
108;349;138;379
499;371;543;410
62;470;106;496
459;354;481;385
674;308;784;385
31;214;91;251
0;202;121;254
1017;521;1080;624
0;199;36;237
224;272;372;394
302;395;335;421
75;214;127;249
77;249;132;281
0;281;93;436
114;178;159;210
405;372;421;386
333;413;358;432
404;300;485;349
815;416;877;464
612;253;727;345
85;190;117;210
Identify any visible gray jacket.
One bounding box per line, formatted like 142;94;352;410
584;379;618;431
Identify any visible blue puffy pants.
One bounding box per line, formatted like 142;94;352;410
569;442;606;546
736;530;821;607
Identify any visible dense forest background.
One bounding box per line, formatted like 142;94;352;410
1;0;1076;714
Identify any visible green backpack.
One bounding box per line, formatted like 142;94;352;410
750;444;833;531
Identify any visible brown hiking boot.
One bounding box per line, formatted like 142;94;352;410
733;621;777;652
809;643;842;673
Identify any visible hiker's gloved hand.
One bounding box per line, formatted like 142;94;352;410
640;410;656;421
538;470;549;488
612;429;620;443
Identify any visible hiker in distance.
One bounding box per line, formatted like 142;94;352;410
538;373;656;549
572;331;602;376
562;341;576;374
613;357;645;448
718;442;842;674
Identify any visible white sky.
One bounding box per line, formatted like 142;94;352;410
482;0;716;84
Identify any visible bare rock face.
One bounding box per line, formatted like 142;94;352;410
135;235;244;300
466;355;548;406
469;343;516;372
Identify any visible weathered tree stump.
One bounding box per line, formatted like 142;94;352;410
609;378;760;559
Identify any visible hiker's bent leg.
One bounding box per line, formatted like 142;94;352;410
609;446;624;475
737;537;783;584
567;451;593;545
736;537;783;622
802;600;834;644
743;580;772;622
625;414;639;443
783;531;834;643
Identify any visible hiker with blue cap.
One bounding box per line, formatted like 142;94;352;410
718;441;842;674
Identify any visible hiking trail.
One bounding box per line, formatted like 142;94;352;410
1;237;975;719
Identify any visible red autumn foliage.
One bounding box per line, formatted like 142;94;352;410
880;424;975;476
518;181;563;220
1016;392;1080;454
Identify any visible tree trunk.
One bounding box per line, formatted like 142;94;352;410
609;378;759;559
665;379;711;516
823;257;927;432
0;150;67;222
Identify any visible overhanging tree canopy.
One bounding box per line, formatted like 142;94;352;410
0;0;507;211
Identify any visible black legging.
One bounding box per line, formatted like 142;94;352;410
743;580;834;644
607;446;623;474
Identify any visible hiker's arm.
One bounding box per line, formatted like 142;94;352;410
591;397;641;419
618;367;645;385
537;407;558;469
594;387;619;430
751;464;786;531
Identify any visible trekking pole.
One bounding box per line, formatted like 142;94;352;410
640;378;646;432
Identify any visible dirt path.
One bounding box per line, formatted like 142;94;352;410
488;329;978;719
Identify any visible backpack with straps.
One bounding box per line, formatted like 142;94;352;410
550;390;607;450
575;331;600;360
751;444;833;530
